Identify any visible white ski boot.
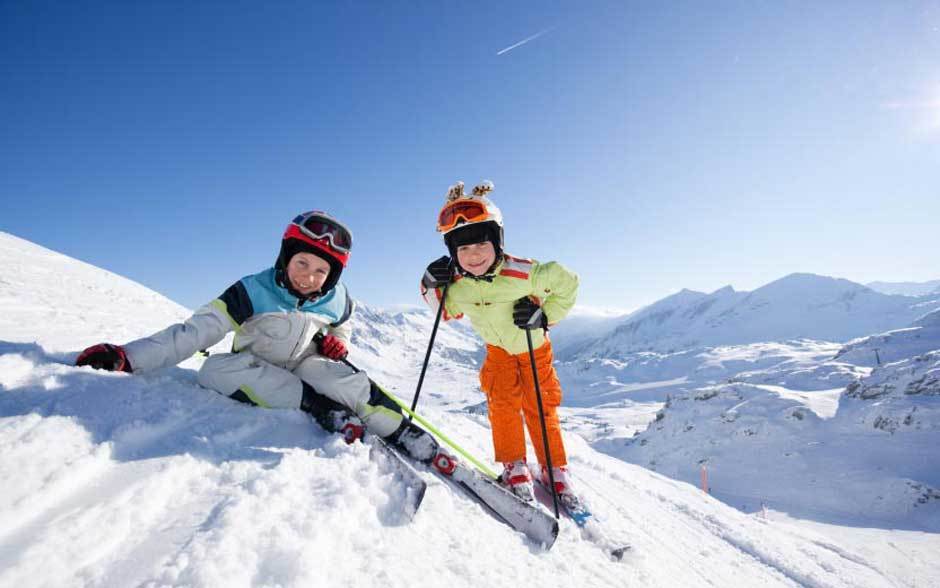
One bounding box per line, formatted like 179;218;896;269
501;459;535;502
539;465;581;510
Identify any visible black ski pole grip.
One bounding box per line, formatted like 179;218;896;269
525;307;544;330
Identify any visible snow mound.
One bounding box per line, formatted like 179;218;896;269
0;231;191;352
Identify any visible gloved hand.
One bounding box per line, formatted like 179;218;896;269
75;343;132;372
422;255;453;289
317;334;348;360
513;297;548;330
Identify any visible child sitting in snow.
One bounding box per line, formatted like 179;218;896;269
76;210;453;470
420;181;579;502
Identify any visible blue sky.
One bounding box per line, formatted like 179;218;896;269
2;1;939;312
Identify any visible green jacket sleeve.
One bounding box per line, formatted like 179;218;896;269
531;261;579;325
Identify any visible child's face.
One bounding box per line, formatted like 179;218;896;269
456;241;496;276
286;252;331;295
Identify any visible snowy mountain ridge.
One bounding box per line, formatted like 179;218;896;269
562;273;940;359
866;279;940;297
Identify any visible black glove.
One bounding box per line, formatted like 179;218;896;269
75;343;133;372
422;255;454;289
513;297;548;330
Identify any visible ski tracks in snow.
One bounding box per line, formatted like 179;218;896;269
570;451;899;588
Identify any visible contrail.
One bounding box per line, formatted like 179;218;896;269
496;27;555;56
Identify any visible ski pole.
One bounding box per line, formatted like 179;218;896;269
524;307;560;519
373;379;499;480
410;272;452;415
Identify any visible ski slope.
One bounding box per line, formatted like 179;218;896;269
1;231;936;587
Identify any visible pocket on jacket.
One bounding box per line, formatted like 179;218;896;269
240;313;317;366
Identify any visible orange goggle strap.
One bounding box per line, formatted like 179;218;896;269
437;199;490;232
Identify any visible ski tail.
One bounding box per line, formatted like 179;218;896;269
533;479;631;561
368;436;427;523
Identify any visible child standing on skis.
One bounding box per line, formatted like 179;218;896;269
420;181;579;502
76;210;452;470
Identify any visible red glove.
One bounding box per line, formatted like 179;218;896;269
76;343;132;372
317;334;348;360
340;421;364;444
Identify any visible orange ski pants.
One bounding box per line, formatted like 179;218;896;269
479;340;567;467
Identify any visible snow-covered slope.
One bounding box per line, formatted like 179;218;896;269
556;340;866;407
2;232;932;587
0;232;192;351
841;350;940;432
605;312;940;535
569;274;940;357
834;309;940;367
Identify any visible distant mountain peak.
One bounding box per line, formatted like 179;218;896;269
572;271;940;357
866;279;940;297
771;272;863;287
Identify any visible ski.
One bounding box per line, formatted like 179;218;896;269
307;362;557;549
533;480;631;561
377;439;558;549
444;460;559;549
367;436;427;523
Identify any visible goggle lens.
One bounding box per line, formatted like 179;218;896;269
292;213;353;253
438;200;488;230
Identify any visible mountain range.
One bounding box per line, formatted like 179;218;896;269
558;273;940;359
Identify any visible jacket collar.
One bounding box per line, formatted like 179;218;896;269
459;256;504;282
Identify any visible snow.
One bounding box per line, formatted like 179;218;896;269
0;232;192;352
2;230;939;587
750;385;843;419
554;339;864;406
605;349;940;534
834;309;940;368
867;279;940;297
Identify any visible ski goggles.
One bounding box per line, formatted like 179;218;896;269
291;211;353;254
437;199;490;232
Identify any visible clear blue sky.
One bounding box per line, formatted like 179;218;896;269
2;1;939;312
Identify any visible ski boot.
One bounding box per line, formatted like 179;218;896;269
388;420;458;475
500;459;535;502
539;465;581;510
301;382;364;444
327;410;365;444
